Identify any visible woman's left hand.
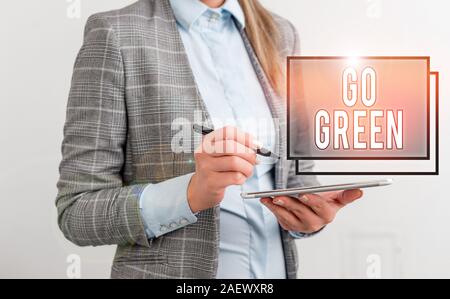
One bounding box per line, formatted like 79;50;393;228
261;189;363;234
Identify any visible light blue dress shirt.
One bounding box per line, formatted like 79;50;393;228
140;0;291;279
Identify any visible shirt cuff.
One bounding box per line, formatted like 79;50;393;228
289;226;326;239
139;173;197;239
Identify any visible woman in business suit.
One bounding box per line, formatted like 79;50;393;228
56;0;362;279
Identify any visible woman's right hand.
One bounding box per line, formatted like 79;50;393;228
187;126;258;213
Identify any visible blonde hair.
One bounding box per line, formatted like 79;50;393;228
239;0;283;95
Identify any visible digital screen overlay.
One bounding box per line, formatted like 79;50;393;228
287;57;439;175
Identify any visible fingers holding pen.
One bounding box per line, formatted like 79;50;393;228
197;126;259;165
204;155;255;178
203;126;258;150
205;140;258;165
188;126;262;213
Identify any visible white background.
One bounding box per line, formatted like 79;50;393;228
0;0;449;278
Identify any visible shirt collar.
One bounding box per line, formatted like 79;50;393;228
169;0;246;30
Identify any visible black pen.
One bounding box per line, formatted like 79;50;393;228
193;124;280;159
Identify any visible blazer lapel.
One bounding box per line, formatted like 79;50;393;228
161;0;214;128
238;26;289;189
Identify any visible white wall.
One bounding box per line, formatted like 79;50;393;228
0;0;448;278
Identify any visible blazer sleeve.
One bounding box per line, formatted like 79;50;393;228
286;23;320;188
56;15;150;248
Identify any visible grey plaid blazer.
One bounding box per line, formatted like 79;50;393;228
56;0;318;279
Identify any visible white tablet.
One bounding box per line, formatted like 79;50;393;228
241;179;393;199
